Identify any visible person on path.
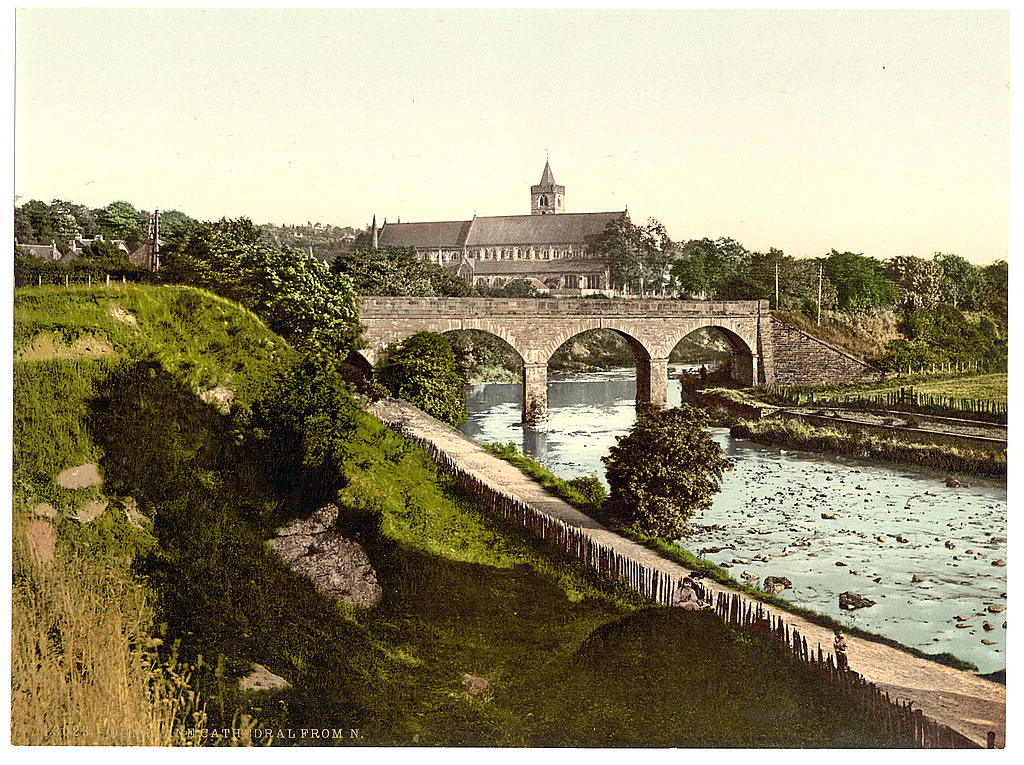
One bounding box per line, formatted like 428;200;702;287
699;365;708;386
834;630;849;671
671;578;701;611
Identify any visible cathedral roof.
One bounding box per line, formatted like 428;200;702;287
465;211;624;246
377;211;624;249
377;219;473;248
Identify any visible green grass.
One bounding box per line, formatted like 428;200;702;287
12;285;912;747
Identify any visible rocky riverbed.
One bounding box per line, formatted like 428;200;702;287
459;367;1008;673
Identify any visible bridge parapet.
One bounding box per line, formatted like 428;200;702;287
360;297;768;318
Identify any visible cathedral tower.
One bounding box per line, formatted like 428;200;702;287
530;159;565;215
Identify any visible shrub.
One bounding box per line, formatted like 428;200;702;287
375;331;468;427
602;406;732;540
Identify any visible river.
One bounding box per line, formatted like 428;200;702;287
458;367;1008;673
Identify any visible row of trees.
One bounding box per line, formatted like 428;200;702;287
598;216;1006;320
15;198;195;252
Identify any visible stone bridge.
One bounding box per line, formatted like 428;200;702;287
356;297;882;423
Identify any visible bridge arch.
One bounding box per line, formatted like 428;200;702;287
665;325;758;386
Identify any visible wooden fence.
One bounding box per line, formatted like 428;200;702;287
381;409;995;749
16;273;147;289
759;383;1006;422
712;591;986;749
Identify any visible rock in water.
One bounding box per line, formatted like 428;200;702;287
911;574;927;583
741;570;759;581
992;559;1007;567
839;591;876;610
269;503;382;608
820;512;837;520
240;664;291;691
763;576;792;595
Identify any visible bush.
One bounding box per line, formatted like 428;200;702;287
375;331;468;427
602;406;732;540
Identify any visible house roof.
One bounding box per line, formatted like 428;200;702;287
19;243;61;261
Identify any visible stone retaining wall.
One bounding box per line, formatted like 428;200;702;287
771;318;885;386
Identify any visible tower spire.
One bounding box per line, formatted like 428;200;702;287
531;157;565;215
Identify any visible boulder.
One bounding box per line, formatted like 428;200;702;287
945;540;956;550
896;535;909;544
240;664;291;692
56;462;102;489
276;503;340;537
269;504;381;608
987;604;1006;614
911;574;927;583
461;673;490;699
983;621;995;632
839;591;875;610
992;559;1007;567
740;570;759;581
762;576;792;595
32;502;58;519
820;513;837;520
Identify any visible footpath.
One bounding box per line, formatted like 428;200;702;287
368;398;1006;748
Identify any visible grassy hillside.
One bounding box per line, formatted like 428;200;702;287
13;285;908;747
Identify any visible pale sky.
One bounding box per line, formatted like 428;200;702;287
14;8;1010;263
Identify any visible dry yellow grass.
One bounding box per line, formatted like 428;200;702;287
11;518;207;746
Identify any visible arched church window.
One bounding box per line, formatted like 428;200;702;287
540;195;549;207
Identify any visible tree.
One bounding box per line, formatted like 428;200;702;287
933;252;983;310
375;331;468;426
822;250;897;313
671;237;746;298
13;206;34;243
602;405;732;540
99;200;145;249
20;200;54;244
598;215;677;296
332;246;475;297
980;260;1007;328
159;217;361;362
882;255;943;308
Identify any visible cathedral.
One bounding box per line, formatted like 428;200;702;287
373;161;625;294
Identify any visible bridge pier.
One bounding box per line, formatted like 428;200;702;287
522;363;548;424
636;357;669;408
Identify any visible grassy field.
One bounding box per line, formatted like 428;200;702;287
12;285;910;747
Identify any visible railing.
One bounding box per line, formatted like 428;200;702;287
378;404;996;749
360;296;769;317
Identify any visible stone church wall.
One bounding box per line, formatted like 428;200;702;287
770;317;885;386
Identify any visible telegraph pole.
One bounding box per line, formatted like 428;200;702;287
774;261;780;309
817;263;823;325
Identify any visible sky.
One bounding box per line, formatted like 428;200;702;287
14;7;1011;263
